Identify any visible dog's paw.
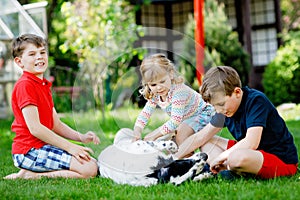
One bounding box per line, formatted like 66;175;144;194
193;172;214;182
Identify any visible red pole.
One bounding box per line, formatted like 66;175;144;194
194;0;205;85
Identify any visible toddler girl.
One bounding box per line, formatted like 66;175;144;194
133;53;214;146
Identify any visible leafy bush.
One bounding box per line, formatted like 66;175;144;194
263;31;300;106
52;92;72;113
52;86;95;113
179;1;250;88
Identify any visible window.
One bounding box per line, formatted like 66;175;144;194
0;0;46;39
250;0;278;66
251;29;277;66
220;0;237;28
172;1;193;33
138;1;193;59
218;0;279;67
141;4;165;29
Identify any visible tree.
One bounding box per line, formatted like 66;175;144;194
60;0;143;119
281;0;300;33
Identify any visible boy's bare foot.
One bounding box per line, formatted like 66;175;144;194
3;172;19;179
4;169;39;179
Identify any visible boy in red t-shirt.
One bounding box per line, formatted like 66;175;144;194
4;34;100;179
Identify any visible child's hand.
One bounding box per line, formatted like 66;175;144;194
69;144;94;164
81;131;100;144
210;157;227;174
143;128;162;141
143;134;157;141
132;131;141;141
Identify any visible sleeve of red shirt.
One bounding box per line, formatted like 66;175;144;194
15;81;39;110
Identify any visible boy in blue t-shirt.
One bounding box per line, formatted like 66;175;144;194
177;66;298;179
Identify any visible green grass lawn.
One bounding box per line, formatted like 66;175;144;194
1;106;300;200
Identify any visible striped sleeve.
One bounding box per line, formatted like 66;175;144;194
134;100;157;129
161;86;189;135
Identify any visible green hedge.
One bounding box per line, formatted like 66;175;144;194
263;31;300;106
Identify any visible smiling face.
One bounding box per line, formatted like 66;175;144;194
14;43;48;79
209;87;243;117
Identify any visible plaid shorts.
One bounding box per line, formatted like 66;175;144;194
13;145;72;172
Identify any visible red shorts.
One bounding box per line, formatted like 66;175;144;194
227;140;298;179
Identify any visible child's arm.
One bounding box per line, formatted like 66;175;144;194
144;87;190;141
143;126;163;141
157;85;191;136
133;100;156;140
175;123;222;159
133;126;142;140
210;126;263;173
22;105;95;163
51;108;100;144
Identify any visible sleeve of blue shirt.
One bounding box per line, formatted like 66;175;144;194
210;113;225;128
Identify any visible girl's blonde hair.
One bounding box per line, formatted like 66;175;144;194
139;53;184;100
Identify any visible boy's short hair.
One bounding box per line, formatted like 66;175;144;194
200;66;242;103
12;34;47;58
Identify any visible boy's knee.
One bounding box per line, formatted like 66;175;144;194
75;159;98;178
83;160;98;178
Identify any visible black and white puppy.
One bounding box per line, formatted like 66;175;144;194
147;152;212;185
98;128;213;186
